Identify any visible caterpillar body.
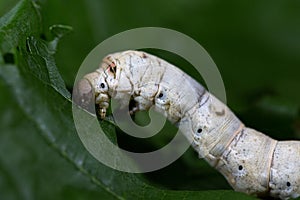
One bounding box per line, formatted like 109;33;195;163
74;50;300;199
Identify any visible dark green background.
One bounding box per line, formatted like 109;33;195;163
0;0;299;199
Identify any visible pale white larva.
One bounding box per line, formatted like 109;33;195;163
74;50;300;199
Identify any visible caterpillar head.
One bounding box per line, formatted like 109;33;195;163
74;51;151;118
73;55;120;119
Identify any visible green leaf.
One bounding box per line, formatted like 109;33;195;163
0;0;258;199
0;0;41;53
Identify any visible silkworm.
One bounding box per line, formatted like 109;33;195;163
74;50;300;199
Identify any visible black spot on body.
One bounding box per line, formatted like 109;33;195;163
287;182;291;187
109;66;115;73
108;62;116;73
238;165;243;170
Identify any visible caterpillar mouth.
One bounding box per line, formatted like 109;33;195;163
95;93;109;119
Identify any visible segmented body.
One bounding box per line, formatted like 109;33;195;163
76;50;300;199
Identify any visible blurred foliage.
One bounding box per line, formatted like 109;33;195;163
0;0;300;199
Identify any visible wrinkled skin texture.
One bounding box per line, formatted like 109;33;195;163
74;50;300;200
